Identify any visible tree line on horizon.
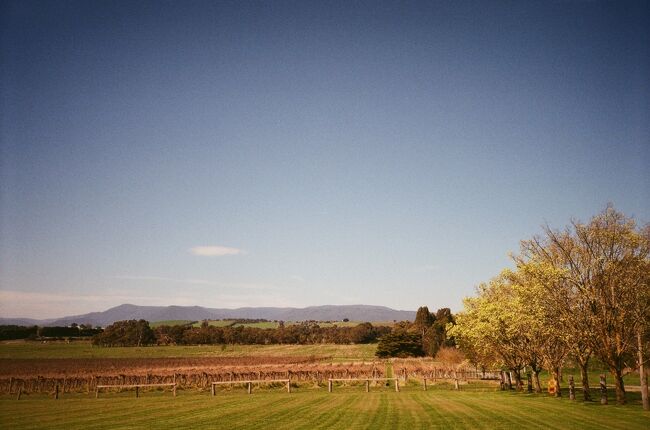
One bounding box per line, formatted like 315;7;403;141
88;306;458;354
451;205;649;409
90;319;393;346
0;323;101;341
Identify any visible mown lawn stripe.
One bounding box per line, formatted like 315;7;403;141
1;388;649;429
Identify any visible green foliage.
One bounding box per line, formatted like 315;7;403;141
92;320;155;347
0;325;101;340
39;326;102;338
414;306;435;328
412;306;456;357
155;321;390;345
375;330;424;358
454;206;650;402
0;325;38;341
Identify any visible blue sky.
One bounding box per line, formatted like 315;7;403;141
1;1;648;318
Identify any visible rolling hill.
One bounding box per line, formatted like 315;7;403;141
1;304;416;327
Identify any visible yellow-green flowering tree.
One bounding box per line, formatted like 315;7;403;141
506;264;570;396
452;274;527;391
517;206;649;405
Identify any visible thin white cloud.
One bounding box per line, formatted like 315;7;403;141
189;245;245;257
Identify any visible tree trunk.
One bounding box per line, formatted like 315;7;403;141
578;357;592;401
533;370;542;393
552;367;561;397
609;366;626;405
506;371;513;390
513;369;523;392
638;330;649;411
641;363;649;411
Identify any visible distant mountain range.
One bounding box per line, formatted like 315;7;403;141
0;304;416;327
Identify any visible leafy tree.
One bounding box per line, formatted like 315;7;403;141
414;306;435;328
506;265;570;395
92;319;155;347
0;325;38;340
435;308;454;325
452;275;527;390
517;205;649;405
375;330;424;358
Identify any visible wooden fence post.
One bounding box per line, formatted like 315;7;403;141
247;382;252;394
211;383;215;396
423;378;427;391
328;380;332;393
569;375;575;400
287;379;291;393
365;380;369;393
17;386;22;400
95;385;99;399
173;382;177;398
395;379;400;392
136;386;139;398
600;374;607;405
55;384;59;400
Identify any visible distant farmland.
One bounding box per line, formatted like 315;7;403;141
187;320;395;329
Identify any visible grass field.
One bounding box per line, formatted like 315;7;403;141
188;320;388;328
0;341;377;362
149;320;194;328
1;342;648;428
0;341;642;384
0;385;647;429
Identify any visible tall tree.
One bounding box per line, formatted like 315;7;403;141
517;206;649;404
452;275;527;390
414;306;435;327
506;265;569;396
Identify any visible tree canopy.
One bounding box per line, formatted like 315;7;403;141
452;206;649;406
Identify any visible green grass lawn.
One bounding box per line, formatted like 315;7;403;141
149;320;194;328
191;320;237;327
533;369;640;390
0;385;647;430
0;341;378;362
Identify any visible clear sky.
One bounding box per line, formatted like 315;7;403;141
1;0;648;319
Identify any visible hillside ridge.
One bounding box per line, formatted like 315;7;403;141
1;304;416;327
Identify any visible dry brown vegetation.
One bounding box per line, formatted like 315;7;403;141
0;356;385;395
392;357;499;382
